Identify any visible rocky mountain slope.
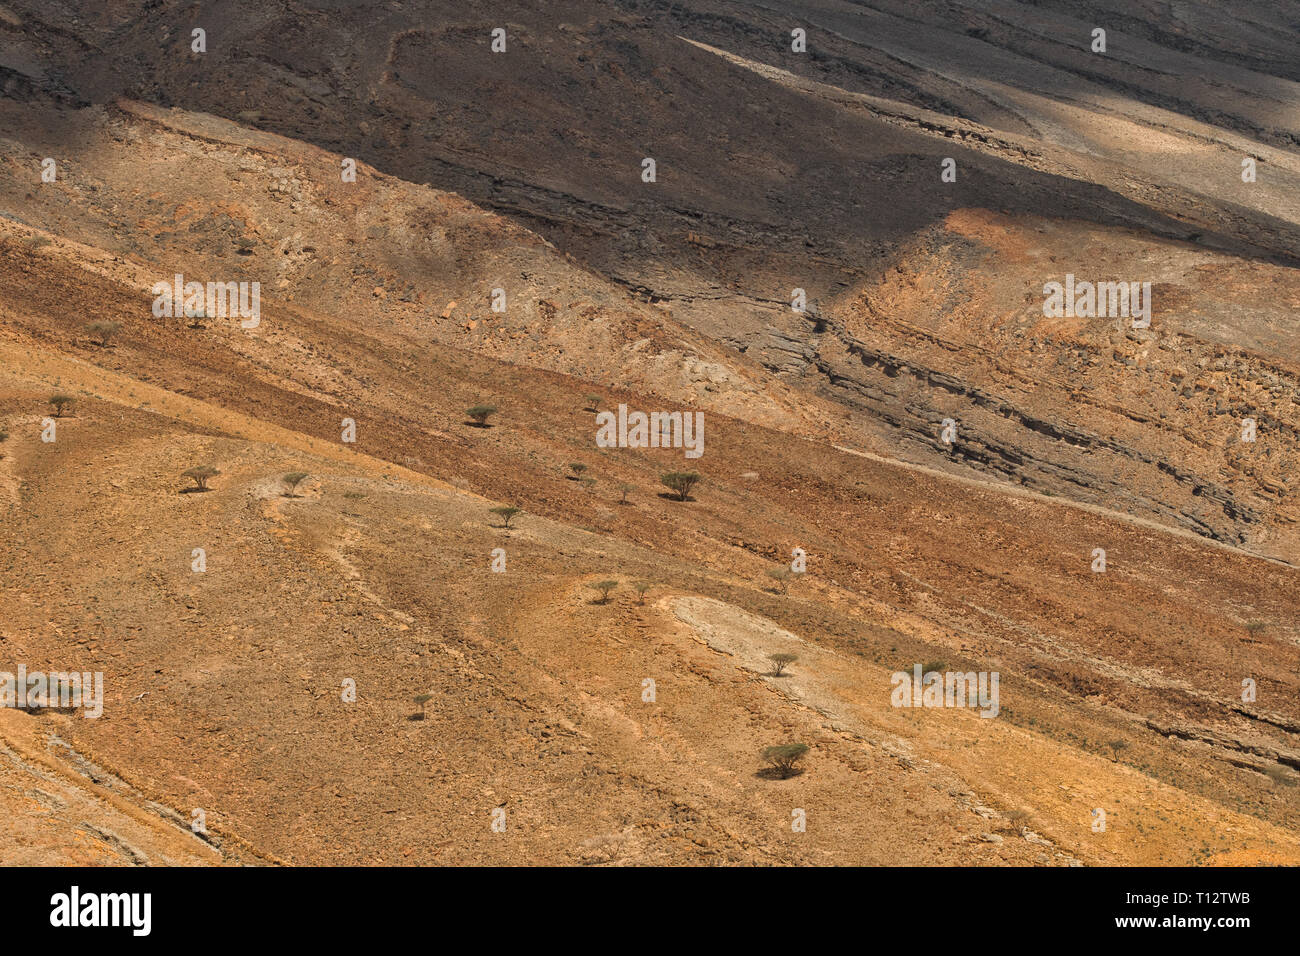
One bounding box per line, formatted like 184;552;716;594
0;0;1296;865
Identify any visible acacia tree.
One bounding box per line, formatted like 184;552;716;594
568;462;588;479
761;743;809;779
491;505;522;529
660;471;700;502
1264;765;1297;789
466;405;497;427
282;472;309;497
182;465;220;492
590;580;618;605
85;321;121;347
618;483;634;505
1004;809;1030;833
413;693;433;720
767;567;792;594
768;653;798;677
633;581;651;605
49;394;74;417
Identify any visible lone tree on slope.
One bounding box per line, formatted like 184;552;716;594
466;405;497;427
49;394;74;417
761;743;809;779
85;321;121;347
282;472;309;497
490;505;522;529
768;653;798;677
182;465;220;492
660;471;700;502
767;567;792;594
590;580;618;605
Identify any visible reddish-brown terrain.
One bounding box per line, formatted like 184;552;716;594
0;0;1296;865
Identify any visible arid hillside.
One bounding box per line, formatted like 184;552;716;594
0;0;1297;866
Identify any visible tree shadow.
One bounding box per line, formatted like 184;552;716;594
754;766;805;781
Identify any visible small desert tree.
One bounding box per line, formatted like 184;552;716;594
1244;620;1267;638
466;405;497;427
590;580;618;605
182;465;220;492
86;321;121;347
761;743;809;779
49;394;74;417
282;472;309;497
660;471;700;502
1004;809;1030;833
767;567;792;594
583;394;603;412
580;476;596;494
768;652;798;677
633;581;651;605
1264;765;1296;789
618;482;634;505
413;693;433;720
568;462;588;478
1106;739;1129;761
491;505;522;529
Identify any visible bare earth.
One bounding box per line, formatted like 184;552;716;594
0;1;1297;865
